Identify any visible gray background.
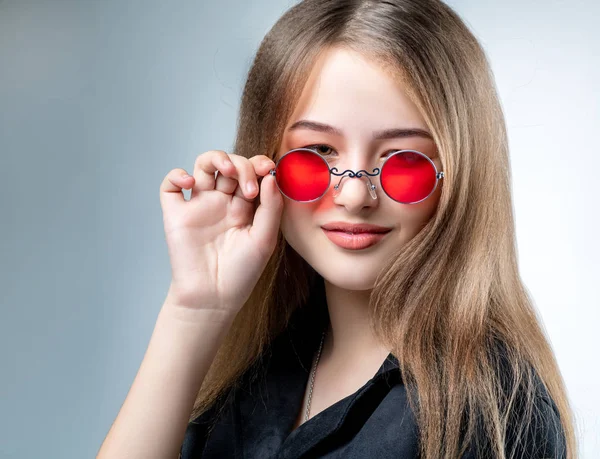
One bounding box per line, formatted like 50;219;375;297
1;1;598;457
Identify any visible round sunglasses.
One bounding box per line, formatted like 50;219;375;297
268;148;444;204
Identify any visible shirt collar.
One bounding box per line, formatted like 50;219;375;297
234;280;403;458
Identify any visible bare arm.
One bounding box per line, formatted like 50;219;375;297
96;299;237;459
97;150;281;457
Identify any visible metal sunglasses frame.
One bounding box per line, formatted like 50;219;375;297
268;147;445;204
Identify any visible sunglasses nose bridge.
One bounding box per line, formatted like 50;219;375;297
331;168;379;200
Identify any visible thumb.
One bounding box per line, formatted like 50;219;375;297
249;173;283;250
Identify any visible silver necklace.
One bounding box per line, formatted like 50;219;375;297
304;328;327;422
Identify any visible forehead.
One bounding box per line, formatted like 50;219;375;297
285;46;428;134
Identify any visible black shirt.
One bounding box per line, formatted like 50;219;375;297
180;286;566;458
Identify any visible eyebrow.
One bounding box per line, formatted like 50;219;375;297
287;120;434;141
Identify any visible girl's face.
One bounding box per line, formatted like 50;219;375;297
277;46;442;291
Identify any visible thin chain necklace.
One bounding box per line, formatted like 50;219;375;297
304;327;327;422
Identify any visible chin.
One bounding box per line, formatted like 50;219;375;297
283;230;386;291
320;271;377;291
303;251;381;291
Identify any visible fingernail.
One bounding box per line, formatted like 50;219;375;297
182;174;191;179
247;182;257;194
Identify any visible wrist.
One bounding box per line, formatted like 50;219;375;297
160;298;238;327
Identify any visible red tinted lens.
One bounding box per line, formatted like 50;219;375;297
275;149;331;201
380;151;437;203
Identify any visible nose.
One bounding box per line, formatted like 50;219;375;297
330;163;379;213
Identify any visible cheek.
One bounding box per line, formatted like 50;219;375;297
280;204;294;237
280;200;314;242
382;174;441;233
280;193;333;227
400;182;442;229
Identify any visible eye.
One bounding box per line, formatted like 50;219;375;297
388;150;434;161
305;145;401;160
304;144;336;157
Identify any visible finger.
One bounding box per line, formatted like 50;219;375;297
225;154;261;201
192;150;233;191
249;173;284;252
214;169;239;194
245;155;276;205
159;168;194;209
229;154;277;202
191;150;234;200
248;155;277;177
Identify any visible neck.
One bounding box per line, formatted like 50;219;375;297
321;279;390;364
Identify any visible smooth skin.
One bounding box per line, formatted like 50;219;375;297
97;151;283;458
161;151;283;311
278;46;443;428
97;44;444;458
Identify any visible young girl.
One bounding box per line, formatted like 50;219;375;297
98;1;576;458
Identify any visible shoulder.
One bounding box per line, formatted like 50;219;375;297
500;342;566;458
180;386;235;458
464;341;567;458
504;370;566;459
180;310;307;459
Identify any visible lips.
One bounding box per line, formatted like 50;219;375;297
321;221;392;250
320;222;392;234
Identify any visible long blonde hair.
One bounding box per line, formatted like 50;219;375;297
189;1;578;457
